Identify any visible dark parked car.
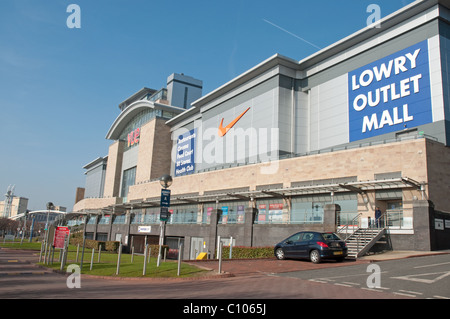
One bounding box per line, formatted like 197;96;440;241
274;231;347;263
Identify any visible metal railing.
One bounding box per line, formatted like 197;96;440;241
337;213;361;240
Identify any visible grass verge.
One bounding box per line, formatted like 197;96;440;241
1;242;210;278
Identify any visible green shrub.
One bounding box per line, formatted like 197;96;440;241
221;246;274;259
105;241;120;252
69;236;115;252
148;244;169;258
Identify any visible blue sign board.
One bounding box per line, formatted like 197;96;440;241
175;128;196;176
160;189;171;207
348;40;432;142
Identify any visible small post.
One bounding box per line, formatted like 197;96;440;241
177;243;183;276
39;240;44;262
60;235;69;271
97;244;102;263
229;236;233;259
131;246;135;263
50;245;55;265
45;242;51;265
60;247;66;271
80;235;86;270
116;242;122;275
148;247;151;263
143;244;148;276
218;241;223;274
216;235;221;259
164;247;167;262
90;248;95;271
76;243;80;262
43;239;48;264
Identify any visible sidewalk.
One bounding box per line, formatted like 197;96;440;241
359;249;450;261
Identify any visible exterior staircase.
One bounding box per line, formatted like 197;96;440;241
344;227;386;259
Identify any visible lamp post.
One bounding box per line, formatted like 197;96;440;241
157;174;172;267
43;202;54;264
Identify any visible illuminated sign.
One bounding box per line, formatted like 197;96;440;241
175;128;196;176
348;40;432;142
127;128;140;147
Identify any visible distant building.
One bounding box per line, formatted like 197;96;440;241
0;197;28;219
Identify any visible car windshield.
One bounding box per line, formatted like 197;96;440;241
321;233;341;241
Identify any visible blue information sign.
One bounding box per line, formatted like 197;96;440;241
160;189;171;207
348;40;432;142
175;128;196;176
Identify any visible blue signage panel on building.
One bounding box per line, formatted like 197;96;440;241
175;128;196;176
348;40;432;142
161;189;171;207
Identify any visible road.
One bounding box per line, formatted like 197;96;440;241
1;247;448;304
4;248;450;317
0;248;408;300
276;253;450;299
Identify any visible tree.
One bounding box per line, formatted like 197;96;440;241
0;218;19;235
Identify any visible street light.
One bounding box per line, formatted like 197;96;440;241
159;174;173;189
45;202;54;231
43;202;54;264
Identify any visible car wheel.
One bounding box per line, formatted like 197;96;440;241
310;250;321;264
275;248;285;260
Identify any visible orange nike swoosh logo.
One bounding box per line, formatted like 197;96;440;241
218;107;250;137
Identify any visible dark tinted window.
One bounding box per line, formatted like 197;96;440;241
286;233;302;242
302;232;315;241
321;233;341;240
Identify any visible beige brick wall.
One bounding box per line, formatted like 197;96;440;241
135;118;172;184
77;138;450;216
425;139;450;211
103;140;124;198
73;197;122;212
135;120;155;184
127;138;430;206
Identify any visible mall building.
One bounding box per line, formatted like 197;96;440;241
72;0;450;259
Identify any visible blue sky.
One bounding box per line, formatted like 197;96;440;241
0;0;415;211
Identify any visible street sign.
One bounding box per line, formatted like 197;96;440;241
53;226;70;249
161;189;171;207
160;207;169;222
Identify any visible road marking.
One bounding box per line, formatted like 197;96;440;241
361;287;386;293
334;283;353;287
393;291;417;298
433;295;450;299
0;271;48;276
309;279;330;284
414;262;450;269
342;281;360;286
391;271;450;284
315;271;388;280
398;289;423;295
7;260;18;263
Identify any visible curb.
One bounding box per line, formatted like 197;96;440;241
360;251;450;262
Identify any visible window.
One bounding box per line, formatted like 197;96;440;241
113;214;126;225
255;200;284;224
98;215;111;224
121;167;136;200
287;233;302;242
183;87;189;108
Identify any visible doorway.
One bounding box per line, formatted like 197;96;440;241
190;237;205;260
